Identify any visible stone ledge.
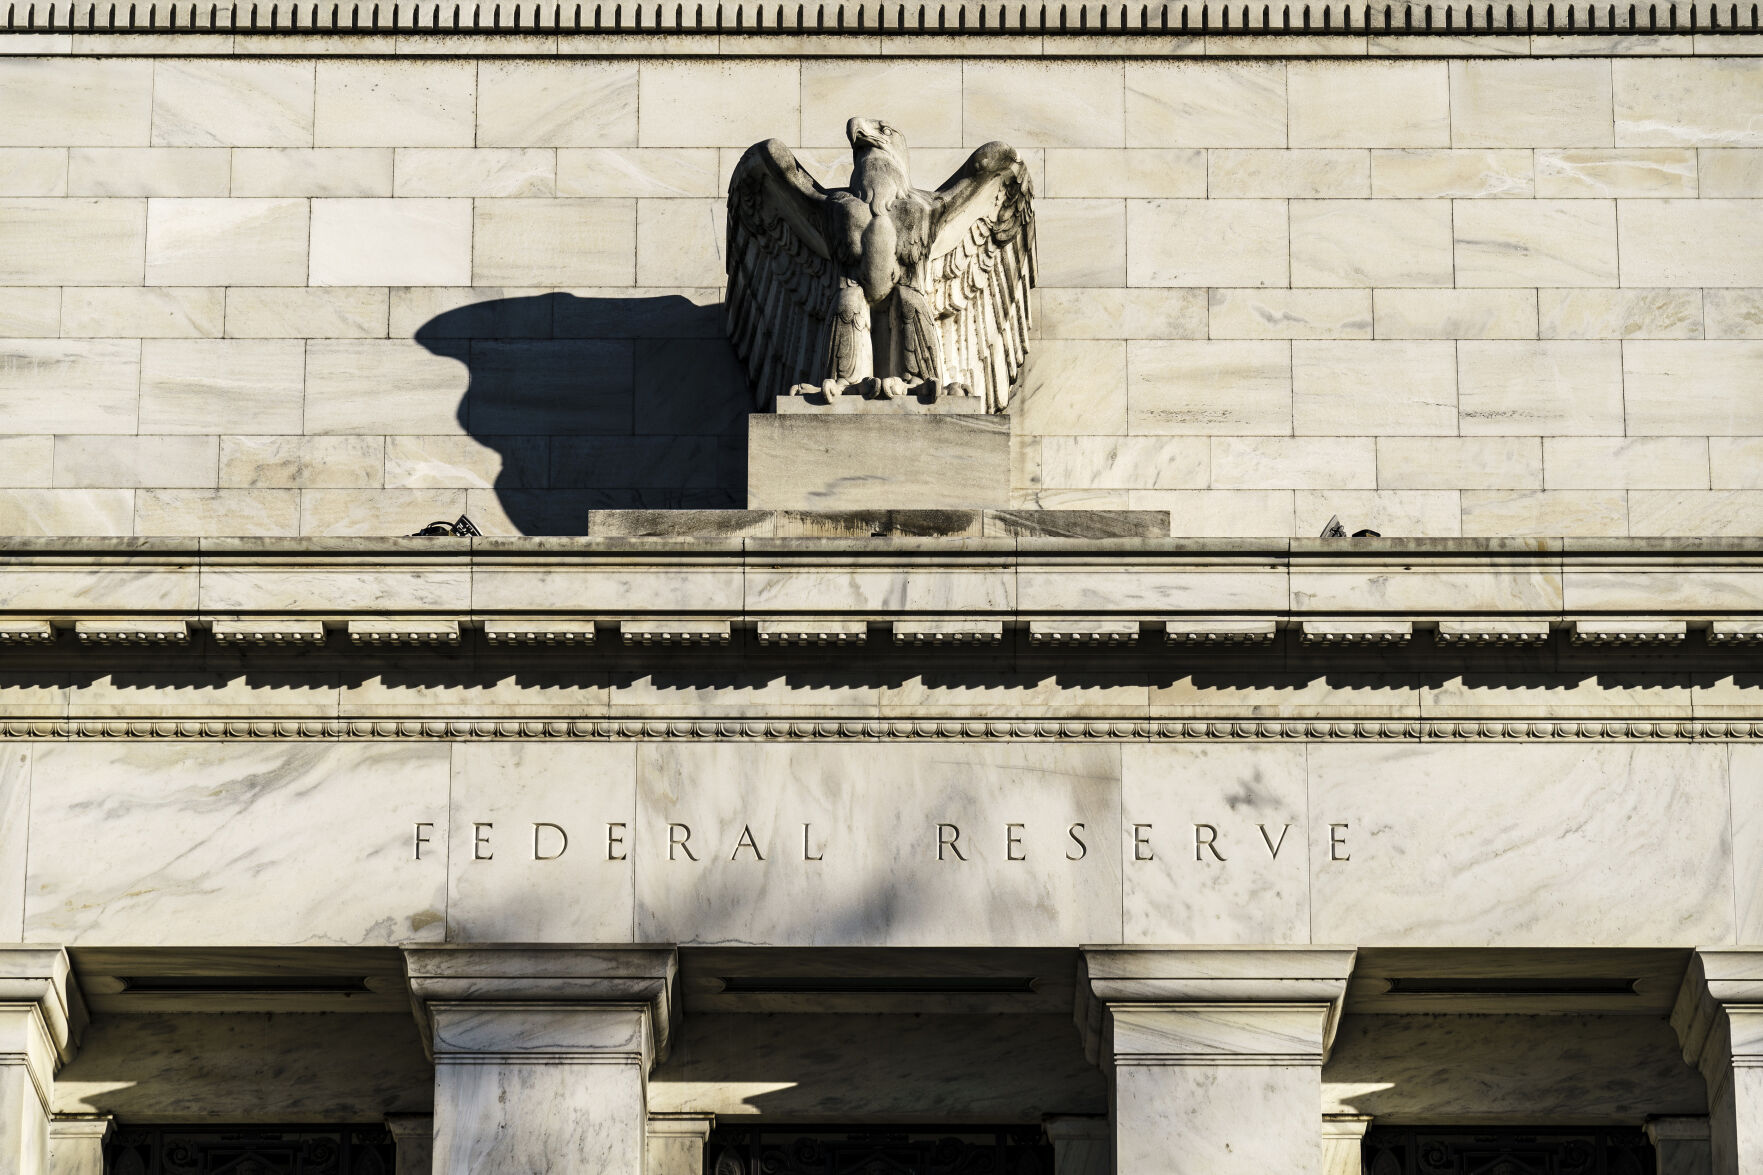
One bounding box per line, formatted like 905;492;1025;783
3;717;1761;740
1;0;1741;36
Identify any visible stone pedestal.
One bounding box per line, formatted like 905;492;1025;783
748;412;1011;509
404;946;678;1175
1648;1117;1714;1175
385;1114;433;1175
1674;952;1763;1175
1078;948;1356;1175
0;948;84;1175
1045;1116;1110;1175
48;1117;110;1175
1322;1115;1372;1175
647;1113;715;1175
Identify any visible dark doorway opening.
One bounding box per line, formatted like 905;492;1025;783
708;1125;1051;1175
105;1125;394;1175
1363;1126;1656;1175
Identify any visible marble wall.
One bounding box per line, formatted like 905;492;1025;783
7;739;1758;950
1;52;1760;537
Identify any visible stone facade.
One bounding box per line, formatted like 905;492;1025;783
4;10;1763;1175
3;32;1763;536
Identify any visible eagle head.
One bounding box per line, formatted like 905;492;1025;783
846;117;908;161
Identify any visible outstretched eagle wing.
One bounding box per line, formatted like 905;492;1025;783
927;143;1037;414
725;139;837;410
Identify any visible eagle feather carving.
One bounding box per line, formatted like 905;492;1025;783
726;117;1037;413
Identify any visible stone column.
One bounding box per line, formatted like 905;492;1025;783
385;1114;433;1175
1077;948;1356;1175
1044;1116;1110;1175
647;1113;714;1175
0;948;85;1175
1673;951;1763;1175
48;1117;111;1175
404;946;678;1175
1321;1115;1371;1175
1648;1117;1713;1175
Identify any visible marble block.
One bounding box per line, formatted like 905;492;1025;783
1080;948;1353;1175
633;743;1122;947
1309;743;1733;947
748;414;1011;510
24;743;450;946
404;946;676;1175
0;947;83;1175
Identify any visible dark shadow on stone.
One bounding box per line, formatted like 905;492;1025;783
415;291;749;536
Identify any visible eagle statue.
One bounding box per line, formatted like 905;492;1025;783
725;117;1037;413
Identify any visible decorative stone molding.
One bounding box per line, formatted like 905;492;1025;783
756;619;868;646
1028;620;1139;646
404;947;678;1175
1299;620;1413;646
4;716;1763;741
347;619;462;646
1322;1116;1373;1175
621;619;733;646
49;1116;114;1175
1709;621;1763;645
4;0;1745;35
1570;619;1689;646
211;619;327;646
403;945;680;1066
1435;620;1551;646
1163;619;1277;645
1670;951;1763;1174
483;619;598;646
0;620;54;644
0;947;87;1125
1042;1116;1109;1175
73;619;190;645
384;1114;434;1175
647;1114;716;1175
893;619;1003;645
1076;946;1356;1068
1643;1116;1711;1175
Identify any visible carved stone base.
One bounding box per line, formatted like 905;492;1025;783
748;413;1011;509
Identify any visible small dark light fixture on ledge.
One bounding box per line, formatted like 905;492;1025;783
409;515;482;537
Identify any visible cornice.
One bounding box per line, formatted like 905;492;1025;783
3;716;1760;739
2;0;1755;39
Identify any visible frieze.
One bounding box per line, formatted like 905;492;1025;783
3;717;1761;740
3;0;1748;35
418;816;1346;863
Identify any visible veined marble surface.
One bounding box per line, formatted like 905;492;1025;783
9;738;1763;948
53;1012;432;1120
447;743;637;943
1323;1012;1704;1121
633;743;1124;947
1121;744;1310;944
24;742;449;945
1309;743;1734;946
0;746;26;942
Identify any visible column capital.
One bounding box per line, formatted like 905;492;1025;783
403;945;680;1066
647;1113;715;1143
0;947;85;1067
1042;1116;1109;1145
1646;1116;1711;1146
1671;949;1763;1083
1075;947;1356;1067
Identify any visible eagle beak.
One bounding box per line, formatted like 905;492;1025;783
847;118;885;149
